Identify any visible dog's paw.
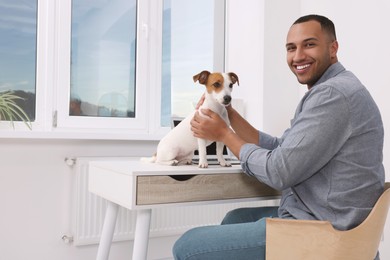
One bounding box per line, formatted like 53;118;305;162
218;157;232;167
198;162;208;168
219;161;232;167
184;158;192;165
169;160;179;166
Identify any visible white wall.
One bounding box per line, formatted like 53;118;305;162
225;0;265;129
0;139;180;260
225;0;303;136
262;0;302;136
1;1;389;260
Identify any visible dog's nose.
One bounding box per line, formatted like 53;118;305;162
223;95;232;104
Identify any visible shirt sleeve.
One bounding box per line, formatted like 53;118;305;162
240;85;352;190
258;131;282;150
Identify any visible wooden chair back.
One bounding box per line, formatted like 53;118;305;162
266;183;390;260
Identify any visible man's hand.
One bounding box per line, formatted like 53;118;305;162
190;109;231;142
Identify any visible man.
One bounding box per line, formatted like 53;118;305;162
172;14;385;260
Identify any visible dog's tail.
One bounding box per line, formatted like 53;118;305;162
140;153;157;163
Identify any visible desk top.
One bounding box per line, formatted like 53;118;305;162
89;159;243;176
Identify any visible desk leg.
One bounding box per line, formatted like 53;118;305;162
132;209;152;260
96;201;119;260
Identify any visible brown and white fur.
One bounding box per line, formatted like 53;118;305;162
143;71;239;168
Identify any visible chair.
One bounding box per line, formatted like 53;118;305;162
266;182;390;260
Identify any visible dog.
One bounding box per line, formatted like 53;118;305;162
142;70;239;168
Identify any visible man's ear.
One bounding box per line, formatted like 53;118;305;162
330;40;339;60
193;71;210;85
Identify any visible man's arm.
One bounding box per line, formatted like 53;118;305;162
226;106;259;144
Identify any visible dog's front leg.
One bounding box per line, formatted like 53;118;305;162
197;138;208;168
216;141;231;167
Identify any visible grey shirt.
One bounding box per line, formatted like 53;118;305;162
240;62;385;231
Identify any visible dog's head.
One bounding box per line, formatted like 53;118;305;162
193;71;239;106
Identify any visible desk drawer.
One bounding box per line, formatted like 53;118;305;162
136;173;279;205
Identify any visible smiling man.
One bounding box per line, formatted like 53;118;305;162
286;16;338;89
173;15;385;260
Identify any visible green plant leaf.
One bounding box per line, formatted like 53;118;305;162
0;91;32;130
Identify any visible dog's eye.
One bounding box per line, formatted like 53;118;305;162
229;83;233;88
213;82;221;88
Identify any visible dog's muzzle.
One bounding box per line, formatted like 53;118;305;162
223;95;232;106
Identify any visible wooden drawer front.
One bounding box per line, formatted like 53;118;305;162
136;173;279;205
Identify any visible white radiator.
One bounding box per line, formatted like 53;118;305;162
71;157;278;246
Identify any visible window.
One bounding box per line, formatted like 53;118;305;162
0;0;226;139
56;0;148;132
70;0;137;118
0;0;37;121
161;0;225;126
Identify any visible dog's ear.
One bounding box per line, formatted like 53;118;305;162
228;72;239;86
193;71;210;85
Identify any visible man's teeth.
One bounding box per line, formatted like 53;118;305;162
297;64;310;70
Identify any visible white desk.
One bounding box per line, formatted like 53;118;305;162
88;159;279;260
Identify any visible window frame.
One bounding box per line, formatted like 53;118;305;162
55;0;159;136
0;0;226;140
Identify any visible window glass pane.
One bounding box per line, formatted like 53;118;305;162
0;0;37;121
70;0;137;118
162;0;224;126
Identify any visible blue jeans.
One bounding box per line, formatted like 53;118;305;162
172;207;279;260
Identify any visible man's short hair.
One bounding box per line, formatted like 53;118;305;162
293;14;337;41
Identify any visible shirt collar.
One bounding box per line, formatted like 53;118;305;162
312;62;346;88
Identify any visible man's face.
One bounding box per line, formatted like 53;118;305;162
286;20;338;89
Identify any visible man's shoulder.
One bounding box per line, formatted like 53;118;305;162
312;62;364;97
317;69;365;98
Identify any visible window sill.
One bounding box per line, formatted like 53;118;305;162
0;127;170;141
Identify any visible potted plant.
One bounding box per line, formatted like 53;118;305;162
0;91;32;129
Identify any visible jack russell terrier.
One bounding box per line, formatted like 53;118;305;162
142;70;239;168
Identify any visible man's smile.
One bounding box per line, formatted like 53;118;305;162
295;63;311;72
